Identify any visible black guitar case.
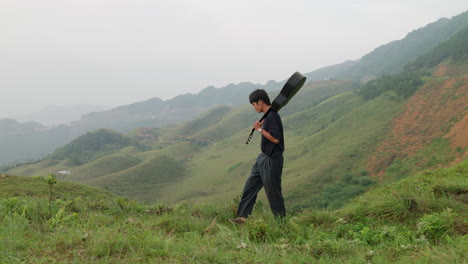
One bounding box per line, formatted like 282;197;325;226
246;71;306;144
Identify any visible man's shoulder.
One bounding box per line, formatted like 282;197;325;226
268;109;282;120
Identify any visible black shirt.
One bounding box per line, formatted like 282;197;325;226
261;109;284;159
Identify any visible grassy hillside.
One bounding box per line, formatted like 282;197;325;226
164;90;405;208
0;174;114;201
164;105;235;141
365;73;468;179
1;160;466;263
66;154;142;182
87;153;188;202
363;25;468;180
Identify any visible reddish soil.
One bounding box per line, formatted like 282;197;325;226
366;74;468;176
433;64;450;77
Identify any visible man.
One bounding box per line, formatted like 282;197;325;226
230;89;286;224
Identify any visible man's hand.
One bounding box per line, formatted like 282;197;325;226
253;120;280;144
253;120;264;131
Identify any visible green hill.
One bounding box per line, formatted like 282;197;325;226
47;129;138;165
87;153;188;202
164;105;234;141
65;154;142;182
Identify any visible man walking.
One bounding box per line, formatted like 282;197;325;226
230;89;286;224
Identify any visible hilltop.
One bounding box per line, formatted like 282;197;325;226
9;104;112;126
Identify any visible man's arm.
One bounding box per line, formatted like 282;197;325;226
253;121;280;144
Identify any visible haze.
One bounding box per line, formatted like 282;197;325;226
1;0;467;118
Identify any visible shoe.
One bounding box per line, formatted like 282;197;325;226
229;217;245;225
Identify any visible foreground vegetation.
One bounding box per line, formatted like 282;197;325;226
1;160;466;263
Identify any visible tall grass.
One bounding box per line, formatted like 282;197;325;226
1;160;466;263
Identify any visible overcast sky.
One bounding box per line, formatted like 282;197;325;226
1;0;467;117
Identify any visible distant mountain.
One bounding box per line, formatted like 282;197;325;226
74;81;284;133
305;10;468;82
0;119;45;136
10;104;111;126
0;119;65;165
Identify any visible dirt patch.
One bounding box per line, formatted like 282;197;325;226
433;62;468;77
366;76;468;176
433;64;450;77
445;114;468;150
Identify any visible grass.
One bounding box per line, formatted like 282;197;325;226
1;160;467;263
383;138;459;182
87;154;188;202
68;154;141;182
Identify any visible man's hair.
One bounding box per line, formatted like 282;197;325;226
249;89;271;105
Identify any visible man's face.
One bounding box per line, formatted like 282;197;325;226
251;101;262;113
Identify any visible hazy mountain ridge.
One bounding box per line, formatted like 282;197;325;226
9;104;112;126
75;81;285;133
305;11;468;82
0;119;46;135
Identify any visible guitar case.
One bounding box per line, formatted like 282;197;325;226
246;71;306;144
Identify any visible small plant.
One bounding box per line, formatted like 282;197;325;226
146;203;173;215
35;173;57;218
245;218;268;241
48;206;79;228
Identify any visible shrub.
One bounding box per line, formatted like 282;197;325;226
417;208;457;241
357;72;423;99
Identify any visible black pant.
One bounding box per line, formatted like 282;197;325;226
237;153;286;218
